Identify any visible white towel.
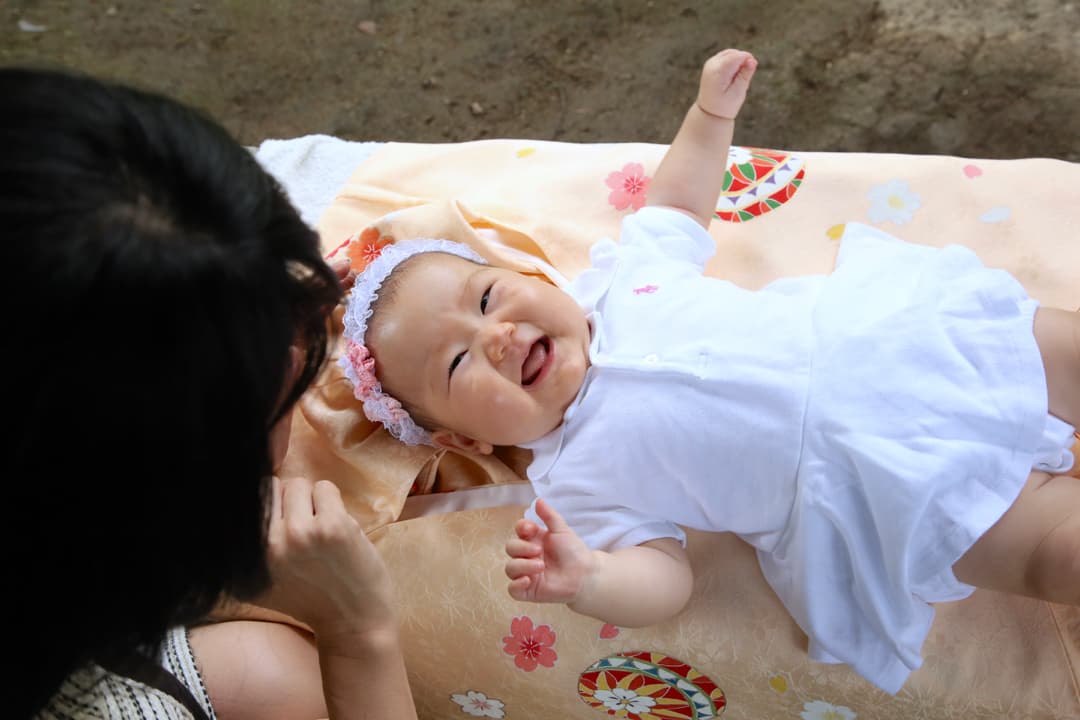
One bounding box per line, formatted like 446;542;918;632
253;134;381;229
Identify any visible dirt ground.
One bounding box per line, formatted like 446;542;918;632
3;1;1079;162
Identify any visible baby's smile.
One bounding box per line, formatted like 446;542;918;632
522;336;552;386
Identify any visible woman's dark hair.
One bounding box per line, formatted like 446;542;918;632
0;68;343;716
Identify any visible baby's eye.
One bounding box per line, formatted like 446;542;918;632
449;351;465;377
480;286;492;314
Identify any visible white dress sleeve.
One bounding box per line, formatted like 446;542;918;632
616;206;717;269
525;477;686;552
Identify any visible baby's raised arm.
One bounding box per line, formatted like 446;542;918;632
647;48;757;228
505;499;694;627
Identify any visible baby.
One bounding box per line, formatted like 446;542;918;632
339;48;1080;694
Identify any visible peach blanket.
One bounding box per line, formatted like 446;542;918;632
279;140;1079;719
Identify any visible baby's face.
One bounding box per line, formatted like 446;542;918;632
369;252;591;452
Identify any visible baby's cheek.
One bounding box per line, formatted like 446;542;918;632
484;389;518;418
479;389;537;442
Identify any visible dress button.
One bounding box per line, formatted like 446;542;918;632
643;353;659;364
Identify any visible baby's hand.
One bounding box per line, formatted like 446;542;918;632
505;498;592;605
697;48;757;121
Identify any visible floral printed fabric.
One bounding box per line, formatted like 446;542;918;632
343;226;393;271
450;690;506;718
866;179;921;225
300;139;1080;719
502;615;557;672
578;651;726;719
605;162;650;211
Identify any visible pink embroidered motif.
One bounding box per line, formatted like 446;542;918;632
599;623;620;639
502;616;557;672
605;162;650;211
325;237;352;259
633;284;659;295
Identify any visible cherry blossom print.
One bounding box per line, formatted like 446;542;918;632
801;699;857;720
450;690;506;718
345;226;393;272
502;615;557;672
605;162;650;211
594;687;657;715
866;179;921;225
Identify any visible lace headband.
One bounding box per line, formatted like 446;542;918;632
339;236;488;446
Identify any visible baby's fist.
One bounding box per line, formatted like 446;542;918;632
697;49;757;121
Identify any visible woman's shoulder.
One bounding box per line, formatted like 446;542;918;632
188;620;327;720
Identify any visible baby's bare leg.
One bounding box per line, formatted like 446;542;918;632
1033;307;1080;427
953;470;1080;605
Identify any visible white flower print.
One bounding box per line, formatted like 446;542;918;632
800;699;857;720
866;179;921;225
451;690;506;718
594;687;658;714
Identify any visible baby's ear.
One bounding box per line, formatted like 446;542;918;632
431;429;494;456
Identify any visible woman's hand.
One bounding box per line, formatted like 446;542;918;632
328;257;355;289
259;476;418;719
207;475;417;720
260;476;395;641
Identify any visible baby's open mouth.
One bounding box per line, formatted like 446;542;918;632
521;337;551;386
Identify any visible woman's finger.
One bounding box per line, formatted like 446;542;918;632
266;476;285;550
270;476;283;520
310;478;350;519
328;257;352;282
281;476;316;528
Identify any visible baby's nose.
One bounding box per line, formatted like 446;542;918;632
481;321;515;362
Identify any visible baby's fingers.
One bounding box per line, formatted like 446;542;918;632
533;498;573;533
732;54;757;86
505;556;545;581
507;575;534;601
515;518;541;541
506;537;541;560
704;50;755;87
698;49;756;120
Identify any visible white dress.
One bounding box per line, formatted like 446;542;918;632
522;206;1075;694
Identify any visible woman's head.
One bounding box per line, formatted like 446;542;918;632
341;239;591;454
2;67;342;713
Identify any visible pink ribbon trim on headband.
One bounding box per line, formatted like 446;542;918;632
346;341;381;398
344;340;410;424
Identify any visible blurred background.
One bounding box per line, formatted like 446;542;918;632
4;0;1078;160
